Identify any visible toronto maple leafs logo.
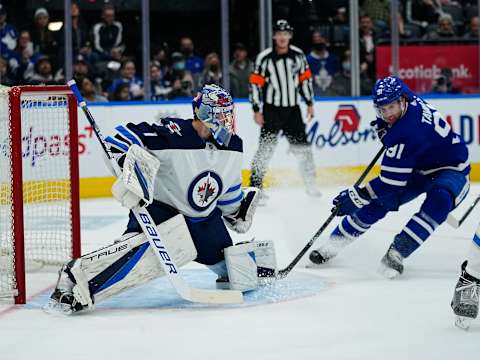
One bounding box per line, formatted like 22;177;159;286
187;171;223;212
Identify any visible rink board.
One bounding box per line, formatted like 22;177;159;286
18;95;480;197
25;270;329;312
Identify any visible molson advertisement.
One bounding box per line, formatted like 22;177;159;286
11;97;479;197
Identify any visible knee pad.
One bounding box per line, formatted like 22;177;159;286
421;187;454;224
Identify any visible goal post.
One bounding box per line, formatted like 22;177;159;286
0;85;81;304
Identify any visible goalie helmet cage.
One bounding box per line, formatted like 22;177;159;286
0;85;81;304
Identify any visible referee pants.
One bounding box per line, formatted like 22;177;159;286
250;104;316;188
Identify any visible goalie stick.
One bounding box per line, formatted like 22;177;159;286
276;146;386;279
446;194;480;229
67;80;243;305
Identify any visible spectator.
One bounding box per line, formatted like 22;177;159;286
0;57;14;85
58;1;93;63
152;44;171;78
464;16;480;39
0;4;17;60
168;69;194;99
411;0;441;24
359;14;377;83
198;52;222;89
431;67;459;93
31;8;57;62
92;4;125;61
179;36;203;75
325;49;373;96
229;42;252;98
110;82;131;101
361;0;390;31
151;62;172;100
307;31;338;96
78;76;107;102
29;55;58;85
108;59;144;100
73;55;90;78
424;13;457;39
9;30;37;82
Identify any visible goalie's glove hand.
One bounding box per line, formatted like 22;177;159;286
112;178;146;209
370;119;388;144
224;187;260;233
332;186;370;216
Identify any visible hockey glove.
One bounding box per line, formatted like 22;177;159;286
370;119;389;144
224;187;260;233
332;186;370;216
111;144;160;209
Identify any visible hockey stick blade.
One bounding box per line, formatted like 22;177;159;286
67;79;243;305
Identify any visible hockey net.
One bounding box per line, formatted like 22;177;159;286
0;85;81;304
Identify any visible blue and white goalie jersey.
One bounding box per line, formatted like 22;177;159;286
368;96;470;198
105;118;244;218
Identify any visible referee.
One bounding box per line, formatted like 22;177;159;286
249;19;320;200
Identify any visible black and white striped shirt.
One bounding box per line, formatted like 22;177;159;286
249;45;314;112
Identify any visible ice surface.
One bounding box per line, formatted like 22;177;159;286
1;186;479;360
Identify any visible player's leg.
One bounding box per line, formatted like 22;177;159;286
451;223;480;329
381;171;469;278
250;104;281;193
309;202;390;264
47;214;197;314
282;106;320;197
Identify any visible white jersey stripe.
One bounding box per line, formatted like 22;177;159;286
404;227;424;245
379;175;407;186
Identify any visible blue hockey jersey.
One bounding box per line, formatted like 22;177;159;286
366;96;470;198
105;117;244;218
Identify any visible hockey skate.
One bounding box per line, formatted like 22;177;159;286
379;246;404;279
44;260;93;315
44;264;84;315
308;249;333;265
451;261;479;330
305;185;322;198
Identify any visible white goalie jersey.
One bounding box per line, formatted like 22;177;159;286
105;117;244;218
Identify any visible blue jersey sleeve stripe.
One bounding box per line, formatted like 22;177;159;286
226;183;242;193
115;125;143;146
217;191;244;206
106;136;129;152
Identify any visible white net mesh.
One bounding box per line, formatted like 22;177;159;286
0;87;76;302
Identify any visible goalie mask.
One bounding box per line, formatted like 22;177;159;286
192;84;236;146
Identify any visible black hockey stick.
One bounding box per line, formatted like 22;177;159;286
276;146;386;279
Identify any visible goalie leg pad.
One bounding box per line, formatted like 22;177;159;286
68;215;196;305
224;240;277;292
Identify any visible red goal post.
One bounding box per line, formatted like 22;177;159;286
0;85;81;304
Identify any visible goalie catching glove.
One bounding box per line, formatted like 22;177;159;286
223;187;260;233
111;144;160;209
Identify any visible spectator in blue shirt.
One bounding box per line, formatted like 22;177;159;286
306;30;338;96
0;5;17;60
179;36;203;89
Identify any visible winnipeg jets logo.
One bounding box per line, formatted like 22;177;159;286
187;171;223;211
166;121;182;136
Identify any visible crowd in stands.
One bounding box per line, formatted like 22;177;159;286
0;1;479;101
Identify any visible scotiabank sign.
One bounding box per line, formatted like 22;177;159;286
376;45;479;93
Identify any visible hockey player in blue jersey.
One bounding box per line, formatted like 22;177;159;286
451;221;480;329
309;76;470;278
47;84;277;313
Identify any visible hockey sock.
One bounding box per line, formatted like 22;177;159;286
393;187;453;258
